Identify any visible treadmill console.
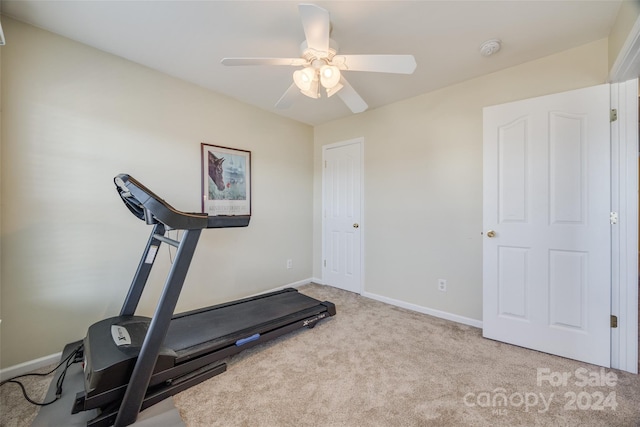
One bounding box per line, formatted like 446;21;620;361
114;174;250;229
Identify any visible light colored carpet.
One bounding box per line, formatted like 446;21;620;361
2;283;639;426
174;284;640;426
0;364;54;427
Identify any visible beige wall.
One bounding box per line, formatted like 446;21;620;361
0;18;313;367
313;39;609;322
0;17;615;368
608;0;640;71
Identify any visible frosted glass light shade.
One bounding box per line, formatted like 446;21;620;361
300;78;320;99
320;65;341;89
293;67;316;91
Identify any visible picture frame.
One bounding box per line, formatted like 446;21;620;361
201;143;251;216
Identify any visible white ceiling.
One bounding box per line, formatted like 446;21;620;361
1;0;623;125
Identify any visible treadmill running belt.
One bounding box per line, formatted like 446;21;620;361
163;290;322;358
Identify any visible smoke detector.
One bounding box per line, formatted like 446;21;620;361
480;39;501;57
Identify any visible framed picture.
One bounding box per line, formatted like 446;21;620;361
201;143;251;216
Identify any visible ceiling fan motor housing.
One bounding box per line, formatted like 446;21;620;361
300;38;339;63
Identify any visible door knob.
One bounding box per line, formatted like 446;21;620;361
486;230;496;238
353;223;360;229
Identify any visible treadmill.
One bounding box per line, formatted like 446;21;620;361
70;174;336;427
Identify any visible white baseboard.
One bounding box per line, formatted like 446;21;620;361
287;277;316;289
362;291;483;329
249;277;315;297
305;279;482;328
0;352;62;382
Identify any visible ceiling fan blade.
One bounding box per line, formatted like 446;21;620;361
222;57;307;67
275;83;300;109
333;55;417;74
337;77;368;114
298;3;330;57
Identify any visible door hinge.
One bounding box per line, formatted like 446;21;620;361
323;259;326;267
610;212;618;225
324;160;327;168
610;109;618;122
611;315;618;328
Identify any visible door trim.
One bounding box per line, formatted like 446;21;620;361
321;137;364;294
610;79;639;374
609;14;640;82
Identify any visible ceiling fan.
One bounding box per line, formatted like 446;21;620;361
221;3;417;114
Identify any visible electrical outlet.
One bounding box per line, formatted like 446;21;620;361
286;259;293;269
438;279;447;292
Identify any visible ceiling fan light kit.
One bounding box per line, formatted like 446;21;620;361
221;3;417;113
293;61;342;99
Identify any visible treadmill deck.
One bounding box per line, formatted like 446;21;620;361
164;288;327;361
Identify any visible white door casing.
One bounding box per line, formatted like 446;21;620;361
609;78;639;374
483;84;611;367
323;139;363;294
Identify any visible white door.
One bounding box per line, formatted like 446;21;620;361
483;84;611;367
323;140;362;293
